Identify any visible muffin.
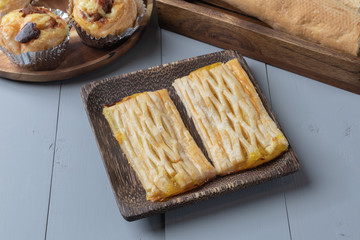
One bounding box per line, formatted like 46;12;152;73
0;0;32;15
69;0;143;48
0;6;70;70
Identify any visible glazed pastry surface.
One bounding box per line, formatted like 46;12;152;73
173;59;289;175
103;89;216;202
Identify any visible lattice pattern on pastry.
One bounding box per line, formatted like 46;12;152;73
173;59;288;175
103;89;216;201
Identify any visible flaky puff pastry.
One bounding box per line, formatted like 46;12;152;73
0;7;69;55
72;0;137;38
0;0;31;15
173;59;288;175
103;89;216;202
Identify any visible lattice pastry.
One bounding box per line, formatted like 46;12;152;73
103;89;216;202
173;59;288;175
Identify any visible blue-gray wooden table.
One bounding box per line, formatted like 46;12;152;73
1;14;359;240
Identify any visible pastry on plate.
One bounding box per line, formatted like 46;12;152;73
216;0;360;56
69;0;143;48
0;0;32;15
103;89;216;202
173;59;289;175
0;6;70;70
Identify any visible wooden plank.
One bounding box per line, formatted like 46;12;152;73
267;66;360;239
0;80;60;239
162;30;292;240
156;0;360;94
45;15;165;240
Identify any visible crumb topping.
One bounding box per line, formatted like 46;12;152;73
98;0;114;13
20;6;48;17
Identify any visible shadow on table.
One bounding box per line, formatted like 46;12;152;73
145;214;165;232
159;167;308;226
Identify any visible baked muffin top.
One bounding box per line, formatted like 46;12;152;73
0;0;31;15
72;0;137;38
0;6;69;55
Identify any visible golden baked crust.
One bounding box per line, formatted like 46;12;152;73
103;89;216;202
0;0;31;15
0;7;69;55
336;0;360;12
72;0;137;38
219;0;360;56
173;59;288;175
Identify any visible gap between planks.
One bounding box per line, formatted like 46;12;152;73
44;82;62;240
265;64;293;240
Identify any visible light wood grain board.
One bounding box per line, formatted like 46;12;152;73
156;0;360;95
0;80;60;239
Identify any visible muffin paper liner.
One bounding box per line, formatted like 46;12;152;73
68;0;146;48
0;8;71;70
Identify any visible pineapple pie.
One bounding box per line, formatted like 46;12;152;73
102;59;289;201
173;59;289;175
103;89;216;202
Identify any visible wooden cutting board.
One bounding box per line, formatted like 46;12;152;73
156;0;360;94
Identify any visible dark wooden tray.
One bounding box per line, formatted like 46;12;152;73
156;0;360;95
81;50;299;221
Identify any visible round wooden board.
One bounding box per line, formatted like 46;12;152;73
0;0;152;82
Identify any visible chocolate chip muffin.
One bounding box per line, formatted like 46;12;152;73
69;0;141;48
0;0;32;15
0;6;70;70
0;6;69;55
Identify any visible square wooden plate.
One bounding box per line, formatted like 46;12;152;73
81;50;299;221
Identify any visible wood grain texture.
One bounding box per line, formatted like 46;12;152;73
0;0;153;82
156;0;360;94
0;80;60;240
81;50;299;221
267;66;360;240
